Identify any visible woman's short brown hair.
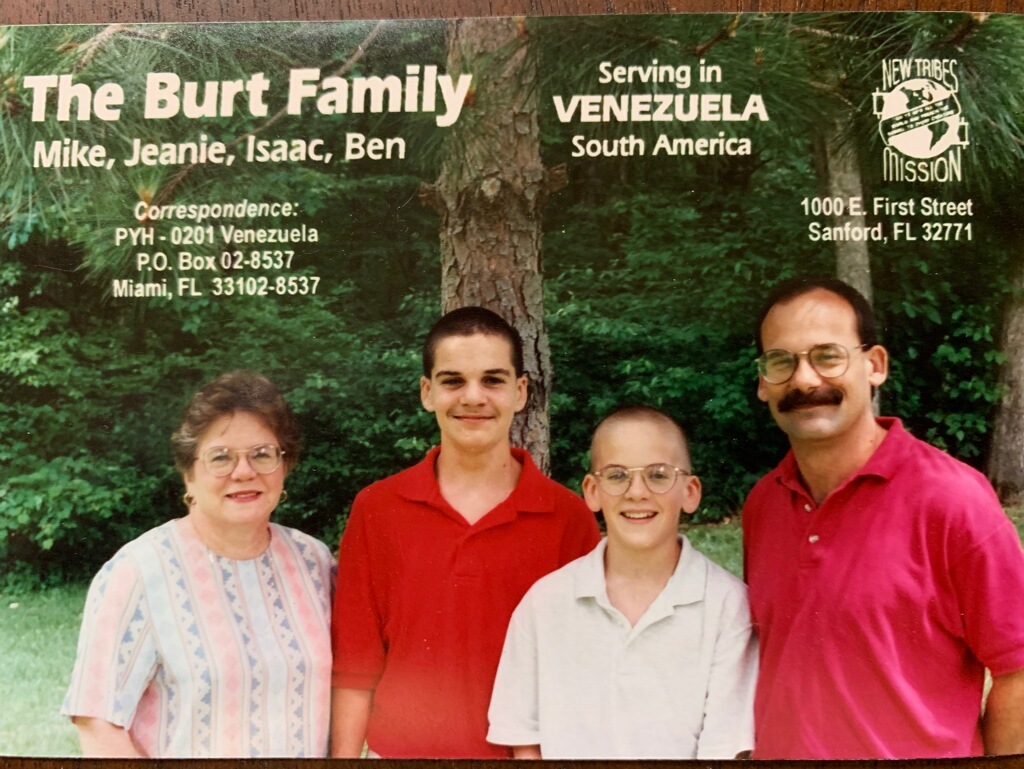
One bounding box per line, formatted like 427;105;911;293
171;370;301;476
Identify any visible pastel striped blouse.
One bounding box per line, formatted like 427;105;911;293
62;518;334;757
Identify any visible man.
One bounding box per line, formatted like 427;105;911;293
488;405;756;759
330;306;600;758
743;275;1024;759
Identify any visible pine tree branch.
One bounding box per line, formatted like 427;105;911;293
693;15;740;58
151;21;385;207
65;24;168;71
786;25;863;44
942;13;988;50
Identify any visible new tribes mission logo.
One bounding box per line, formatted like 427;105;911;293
873;58;969;183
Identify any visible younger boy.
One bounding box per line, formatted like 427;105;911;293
331;307;600;758
487;405;756;759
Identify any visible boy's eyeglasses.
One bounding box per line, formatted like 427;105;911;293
590;464;692;496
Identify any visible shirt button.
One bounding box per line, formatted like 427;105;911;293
808;534;819;544
804;503;812;512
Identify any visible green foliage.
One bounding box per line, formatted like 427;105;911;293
537;12;1022;516
543;154;828;517
0;21;453;581
0;228;442;579
0;454;164;570
877;227;1010;460
1;15;1022;581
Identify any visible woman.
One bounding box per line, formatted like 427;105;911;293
62;370;334;757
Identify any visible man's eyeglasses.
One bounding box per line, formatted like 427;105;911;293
756;343;869;385
199;445;284;477
590;464;692;496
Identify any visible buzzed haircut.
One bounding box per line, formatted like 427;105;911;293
422;306;525;378
755;276;879;355
589;404;691;470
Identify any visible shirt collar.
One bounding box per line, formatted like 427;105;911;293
574;539;609;599
775;416;908;494
574;536;707;608
662;537;708;607
399;445;557;515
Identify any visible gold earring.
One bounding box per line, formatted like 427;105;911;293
182;492;195;508
279;489;288;503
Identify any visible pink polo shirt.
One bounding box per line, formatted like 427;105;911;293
743;417;1024;759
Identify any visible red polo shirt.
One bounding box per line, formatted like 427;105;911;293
332;446;600;758
743;417;1024;759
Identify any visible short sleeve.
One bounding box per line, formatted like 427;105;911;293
953;511;1024;677
697;580;757;759
331;490;386;689
487;593;541;748
62;552;159;727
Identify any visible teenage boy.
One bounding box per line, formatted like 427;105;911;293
330;306;600;758
487;405;756;759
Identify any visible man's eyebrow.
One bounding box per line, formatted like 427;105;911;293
433;368;512;377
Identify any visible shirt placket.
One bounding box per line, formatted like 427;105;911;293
795;491;828;602
602;603;636;754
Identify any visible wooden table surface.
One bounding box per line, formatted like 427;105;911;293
3;0;1018;27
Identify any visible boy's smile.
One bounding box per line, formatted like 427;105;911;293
420;332;527;456
583;419;701;555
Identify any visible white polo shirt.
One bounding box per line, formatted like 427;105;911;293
487;536;756;759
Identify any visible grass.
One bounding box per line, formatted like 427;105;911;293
0;582;86;756
2;511;1019;755
1007;506;1024;540
684;516;744;578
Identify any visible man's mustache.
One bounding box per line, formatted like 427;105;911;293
777;387;843;413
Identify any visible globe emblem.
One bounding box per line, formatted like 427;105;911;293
875;77;963;160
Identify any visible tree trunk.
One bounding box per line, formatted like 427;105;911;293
813;113;880;413
423;18;552;472
816;116;873;306
988;259;1024;504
